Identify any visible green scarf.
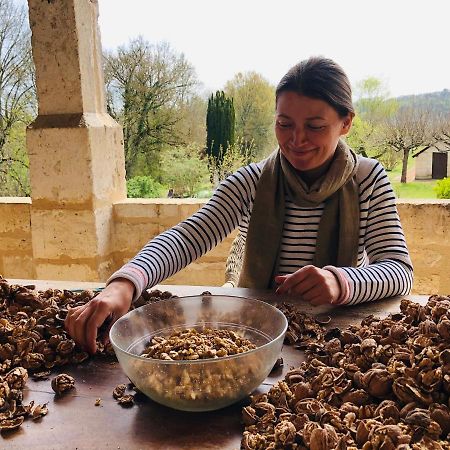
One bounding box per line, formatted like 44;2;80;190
238;140;360;289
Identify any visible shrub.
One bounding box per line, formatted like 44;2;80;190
161;144;210;197
127;176;166;198
435;177;450;199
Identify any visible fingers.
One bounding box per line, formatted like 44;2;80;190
274;266;341;305
65;299;112;354
275;265;315;294
84;301;114;354
64;282;134;354
65;305;84;346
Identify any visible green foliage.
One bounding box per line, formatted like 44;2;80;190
206;91;235;163
127;176;166;198
391;181;437;199
348;78;398;167
377;147;402;171
224;72;276;159
104;37;198;179
160;144;209;197
208;137;254;185
354;77;398;121
435;177;450;199
0;117;31;196
0;0;35;196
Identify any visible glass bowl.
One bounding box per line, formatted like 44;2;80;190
109;294;288;411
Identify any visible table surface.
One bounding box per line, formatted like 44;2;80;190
3;279;429;450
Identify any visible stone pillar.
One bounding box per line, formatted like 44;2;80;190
26;0;126;281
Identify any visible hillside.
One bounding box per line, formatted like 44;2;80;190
395;89;450;114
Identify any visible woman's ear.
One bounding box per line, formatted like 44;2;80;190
340;113;354;136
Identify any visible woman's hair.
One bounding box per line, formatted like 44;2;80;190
276;56;354;117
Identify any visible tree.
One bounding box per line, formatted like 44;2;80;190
431;112;450;147
382;105;433;183
225;72;276;159
207;137;253;184
173;93;207;147
0;0;36;196
348;77;397;161
104;37;198;178
206;91;235;163
160;144;209;197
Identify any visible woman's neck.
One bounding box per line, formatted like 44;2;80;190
299;154;335;186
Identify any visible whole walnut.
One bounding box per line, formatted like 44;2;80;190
51;373;75;395
362;368;393;398
430;403;450;436
274;420;296;446
437;319;450;340
309;425;338;450
389;324;408;343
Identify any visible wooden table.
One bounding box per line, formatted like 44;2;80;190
4;279;429;450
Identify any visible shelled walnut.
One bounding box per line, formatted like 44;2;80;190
51;373;75;395
112;383;135;407
141;327;256;361
134;326;261;407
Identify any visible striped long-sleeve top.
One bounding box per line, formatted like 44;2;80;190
109;156;413;305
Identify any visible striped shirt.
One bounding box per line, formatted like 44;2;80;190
110;156;413;305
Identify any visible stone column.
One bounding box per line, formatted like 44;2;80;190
26;0;126;281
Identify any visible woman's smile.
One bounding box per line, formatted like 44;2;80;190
275;92;353;171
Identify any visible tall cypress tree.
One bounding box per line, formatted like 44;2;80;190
206;91;235;162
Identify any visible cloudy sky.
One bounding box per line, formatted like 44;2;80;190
96;0;449;98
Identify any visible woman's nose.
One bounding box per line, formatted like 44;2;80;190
290;126;308;146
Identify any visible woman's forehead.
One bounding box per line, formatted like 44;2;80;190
276;92;337;119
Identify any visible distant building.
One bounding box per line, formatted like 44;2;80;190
413;142;450;180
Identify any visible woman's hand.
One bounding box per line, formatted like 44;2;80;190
65;278;135;354
274;265;341;305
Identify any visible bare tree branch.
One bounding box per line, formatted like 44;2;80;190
104;37;198;177
0;0;35;196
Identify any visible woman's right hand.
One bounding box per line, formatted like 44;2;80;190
65;278;135;355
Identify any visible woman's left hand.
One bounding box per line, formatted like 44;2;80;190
274;265;340;305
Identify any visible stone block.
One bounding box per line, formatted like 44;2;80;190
0;201;31;233
1;255;34;279
113;222;159;254
35;262;98;282
31;208;98;259
113;201;159;220
27;127;94;202
158;203;181;228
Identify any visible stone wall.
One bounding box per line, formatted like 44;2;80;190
397;200;450;295
112;199;237;286
0;198;33;278
1;197;449;294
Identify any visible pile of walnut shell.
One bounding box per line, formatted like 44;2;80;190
242;295;450;450
0;277;173;432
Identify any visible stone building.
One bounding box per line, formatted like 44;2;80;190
414;143;450;180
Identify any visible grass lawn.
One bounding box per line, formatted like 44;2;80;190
386;158;437;199
390;180;437;199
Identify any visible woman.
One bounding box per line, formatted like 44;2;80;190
66;56;413;354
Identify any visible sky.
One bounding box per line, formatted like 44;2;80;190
74;1;450;98
96;0;450;98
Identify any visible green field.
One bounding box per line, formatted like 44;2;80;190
390;180;437;199
386;159;437;199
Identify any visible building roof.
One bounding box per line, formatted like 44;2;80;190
413;142;450;158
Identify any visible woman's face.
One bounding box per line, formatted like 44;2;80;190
275;91;353;171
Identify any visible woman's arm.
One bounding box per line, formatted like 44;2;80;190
338;163;413;304
108;164;260;300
